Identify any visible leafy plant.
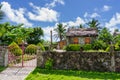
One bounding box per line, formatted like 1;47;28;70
92;40;107;50
9;42;22;56
83;44;92;51
25;44;37;54
37;43;45;51
45;58;53;70
66;44;81;51
115;42;120;51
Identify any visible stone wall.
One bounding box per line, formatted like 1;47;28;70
0;46;8;66
37;51;116;72
115;51;120;72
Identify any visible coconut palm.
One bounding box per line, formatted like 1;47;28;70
87;18;100;28
54;23;66;41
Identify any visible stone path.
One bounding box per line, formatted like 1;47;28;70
0;59;36;80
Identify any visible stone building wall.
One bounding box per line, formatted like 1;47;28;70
37;51;117;72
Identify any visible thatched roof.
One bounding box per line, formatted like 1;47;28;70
66;28;98;37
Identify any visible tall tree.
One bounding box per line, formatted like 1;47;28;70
87;18;100;28
98;27;112;44
79;24;84;28
54;23;66;41
27;27;44;44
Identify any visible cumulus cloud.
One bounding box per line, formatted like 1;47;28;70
84;12;100;18
105;13;120;33
1;1;32;27
45;0;64;8
103;5;111;12
28;2;59;22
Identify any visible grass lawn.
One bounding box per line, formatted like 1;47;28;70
25;68;120;80
0;66;6;72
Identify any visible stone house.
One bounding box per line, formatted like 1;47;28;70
66;28;98;45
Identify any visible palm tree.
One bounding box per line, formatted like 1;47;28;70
79;24;84;28
54;23;66;41
87;18;100;28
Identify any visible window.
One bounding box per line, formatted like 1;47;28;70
85;37;90;44
73;37;79;44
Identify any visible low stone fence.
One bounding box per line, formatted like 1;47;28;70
37;50;120;72
0;46;8;66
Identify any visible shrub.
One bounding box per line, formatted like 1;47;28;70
37;43;45;51
115;42;120;51
9;42;22;56
44;46;49;51
45;58;53;70
92;40;107;50
66;44;80;51
83;44;92;51
25;44;37;54
105;45;111;52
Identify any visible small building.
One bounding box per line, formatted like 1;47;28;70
66;28;98;45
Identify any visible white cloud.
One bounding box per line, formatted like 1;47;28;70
28;2;59;22
103;5;111;12
45;0;64;8
1;1;32;27
105;13;120;33
67;17;85;27
84;12;100;18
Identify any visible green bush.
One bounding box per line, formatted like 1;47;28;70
92;40;107;50
37;43;45;51
45;58;53;70
9;42;22;56
25;44;37;54
44;46;49;51
66;44;80;51
105;45;111;52
83;44;92;51
115;42;120;51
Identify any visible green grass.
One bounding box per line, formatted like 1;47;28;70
0;66;6;72
25;68;120;80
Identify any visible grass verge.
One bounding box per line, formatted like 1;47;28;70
25;68;120;80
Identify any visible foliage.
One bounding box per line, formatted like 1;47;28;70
37;43;45;51
9;42;22;56
66;44;80;51
44;46;49;51
54;23;66;41
45;58;53;70
98;27;112;44
0;66;6;72
27;27;44;44
83;44;92;51
25;44;37;54
92;40;107;50
115;42;120;51
105;46;110;52
26;68;120;80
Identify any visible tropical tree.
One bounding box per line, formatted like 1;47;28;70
54;23;66;41
98;27;112;44
87;18;100;28
79;24;84;28
27;27;44;44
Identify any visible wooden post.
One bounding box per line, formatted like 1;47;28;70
50;30;52;49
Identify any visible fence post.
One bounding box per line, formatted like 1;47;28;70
110;44;115;72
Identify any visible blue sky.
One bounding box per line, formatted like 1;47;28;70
0;0;120;41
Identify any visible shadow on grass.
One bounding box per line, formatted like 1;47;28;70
31;67;120;80
0;66;7;72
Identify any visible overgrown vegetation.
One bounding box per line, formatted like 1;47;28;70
25;68;120;80
25;44;37;54
9;42;22;56
45;58;53;70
